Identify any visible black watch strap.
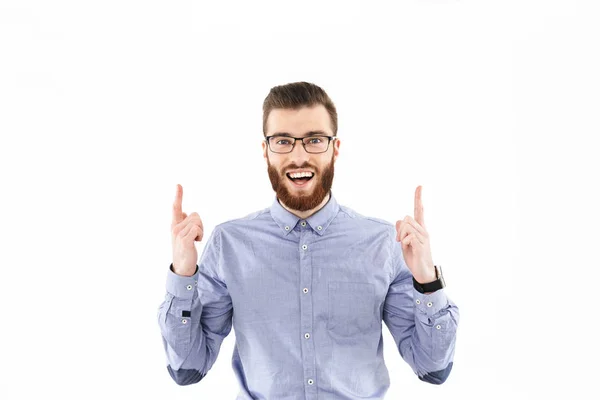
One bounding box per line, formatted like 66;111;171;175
412;265;446;293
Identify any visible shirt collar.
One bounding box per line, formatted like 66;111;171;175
270;191;340;236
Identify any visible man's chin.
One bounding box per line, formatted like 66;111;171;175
278;183;328;212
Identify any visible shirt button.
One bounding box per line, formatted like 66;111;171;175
427;301;433;307
415;299;421;305
186;284;193;290
436;324;441;330
317;226;322;230
301;221;306;227
305;333;310;339
308;379;314;385
302;244;308;250
285;226;290;231
182;319;188;324
303;288;308;293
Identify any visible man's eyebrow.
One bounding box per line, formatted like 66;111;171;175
272;130;329;137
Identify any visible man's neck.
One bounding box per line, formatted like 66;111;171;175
279;191;331;220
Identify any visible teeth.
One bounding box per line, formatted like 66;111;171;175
288;172;314;179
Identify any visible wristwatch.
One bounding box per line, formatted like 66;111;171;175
412;264;445;294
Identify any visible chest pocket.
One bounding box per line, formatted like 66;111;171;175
327;281;376;338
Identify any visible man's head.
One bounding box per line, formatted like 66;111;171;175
262;82;341;212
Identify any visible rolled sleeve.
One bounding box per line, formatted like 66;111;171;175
413;287;450;317
166;263;199;299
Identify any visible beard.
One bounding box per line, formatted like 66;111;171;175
267;152;335;212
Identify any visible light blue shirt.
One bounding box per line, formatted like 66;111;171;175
157;191;459;399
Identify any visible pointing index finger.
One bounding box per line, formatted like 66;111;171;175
172;184;184;225
414;185;425;228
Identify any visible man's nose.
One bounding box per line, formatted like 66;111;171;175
288;139;311;161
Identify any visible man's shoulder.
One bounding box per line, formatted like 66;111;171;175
337;203;395;230
214;207;271;231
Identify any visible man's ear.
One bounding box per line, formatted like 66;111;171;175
262;141;267;159
333;138;340;162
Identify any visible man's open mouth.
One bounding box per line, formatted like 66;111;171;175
286;172;315;185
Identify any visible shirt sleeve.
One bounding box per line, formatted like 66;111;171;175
382;233;460;385
157;227;233;385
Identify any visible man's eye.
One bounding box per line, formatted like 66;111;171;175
277;139;291;145
307;137;323;144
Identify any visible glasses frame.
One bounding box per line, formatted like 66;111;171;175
265;135;337;154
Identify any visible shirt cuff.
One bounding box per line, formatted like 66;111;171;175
413;287;449;317
166;263;199;299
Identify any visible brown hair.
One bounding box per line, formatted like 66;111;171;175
262;81;338;137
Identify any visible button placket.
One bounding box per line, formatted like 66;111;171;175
299;229;316;393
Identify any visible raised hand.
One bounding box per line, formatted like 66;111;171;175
395;185;436;284
171;184;204;276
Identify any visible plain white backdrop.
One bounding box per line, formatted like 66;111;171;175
1;0;599;399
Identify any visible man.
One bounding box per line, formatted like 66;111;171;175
158;81;460;399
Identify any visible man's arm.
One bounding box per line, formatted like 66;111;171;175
157;227;233;385
383;240;460;384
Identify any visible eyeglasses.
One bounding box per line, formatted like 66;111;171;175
265;135;336;154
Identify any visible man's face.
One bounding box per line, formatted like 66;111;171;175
262;104;340;212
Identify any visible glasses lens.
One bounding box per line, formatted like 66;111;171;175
303;136;329;153
268;136;294;153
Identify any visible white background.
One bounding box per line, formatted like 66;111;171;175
1;0;599;399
